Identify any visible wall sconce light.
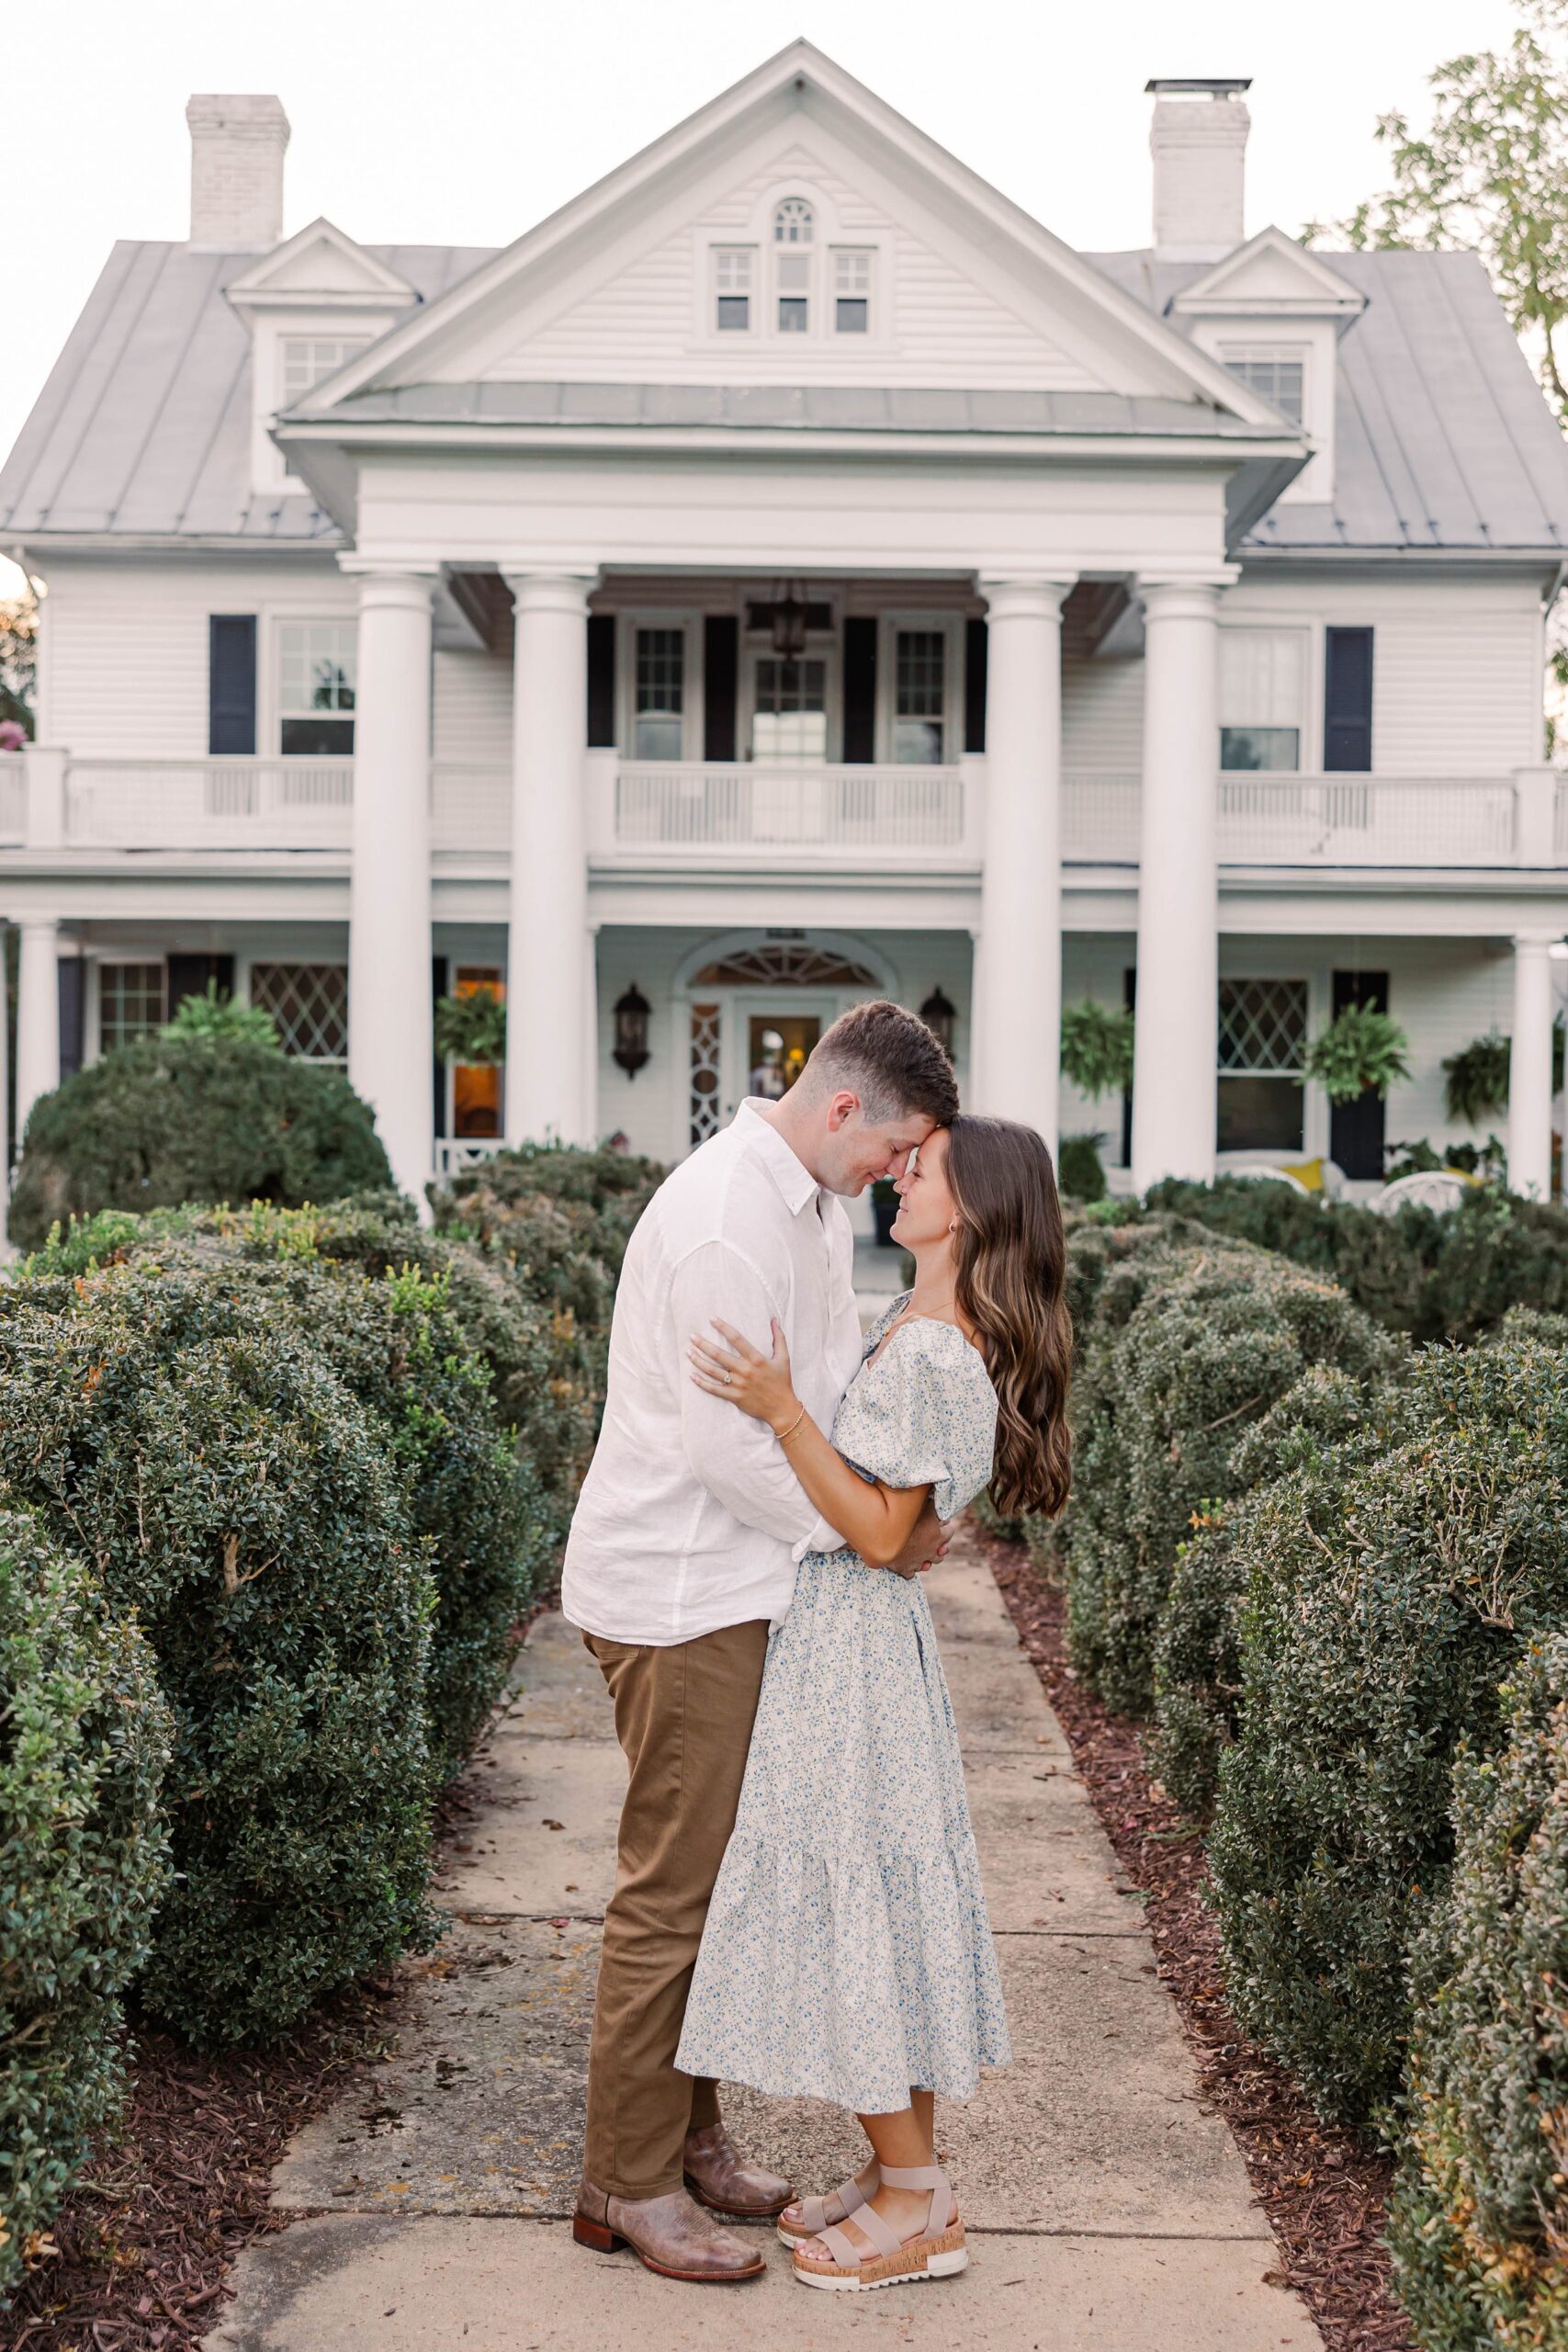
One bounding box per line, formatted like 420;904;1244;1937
919;985;956;1061
613;982;652;1078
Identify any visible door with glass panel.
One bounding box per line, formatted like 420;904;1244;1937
626;625;693;844
748;655;829;841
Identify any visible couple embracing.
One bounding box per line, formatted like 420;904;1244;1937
561;1001;1072;2294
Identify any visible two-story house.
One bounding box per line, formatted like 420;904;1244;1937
4;41;1567;1222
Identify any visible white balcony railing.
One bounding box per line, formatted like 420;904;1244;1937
0;752;1559;874
1065;770;1530;869
608;761;971;855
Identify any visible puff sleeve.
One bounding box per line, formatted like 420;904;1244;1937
829;1321;998;1524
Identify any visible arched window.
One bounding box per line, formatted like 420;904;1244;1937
773;198;814;245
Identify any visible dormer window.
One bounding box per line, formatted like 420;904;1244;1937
714;249;753;332
773;198;814;333
279;335;370;408
1220;345;1305;425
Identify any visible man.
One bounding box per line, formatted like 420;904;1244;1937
564;1000;960;2283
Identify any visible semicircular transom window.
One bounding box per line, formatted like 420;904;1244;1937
690;942;880;989
773;198;815;245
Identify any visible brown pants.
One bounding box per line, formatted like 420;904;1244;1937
581;1618;772;2199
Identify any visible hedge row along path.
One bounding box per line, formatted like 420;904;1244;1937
209;1522;1315;2352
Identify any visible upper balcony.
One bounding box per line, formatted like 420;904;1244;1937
0;750;1562;875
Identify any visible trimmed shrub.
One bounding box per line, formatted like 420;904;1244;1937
1064;1236;1393;1715
1209;1335;1568;2127
430;1142;662;1289
0;1266;438;2044
0;1512;171;2301
1057;1133;1108;1204
1148;1365;1401;1821
1387;1637;1568;2349
7;1034;391;1250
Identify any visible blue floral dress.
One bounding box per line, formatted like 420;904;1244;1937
675;1296;1011;2115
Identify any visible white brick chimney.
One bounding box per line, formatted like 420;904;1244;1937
1146;78;1250;259
186;94;290;247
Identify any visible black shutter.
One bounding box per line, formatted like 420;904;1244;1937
1328;968;1390;1182
702;616;739;763
964;617;988;754
166;953;235;1014
209;616;257;755
1324;627;1373;773
1121;964;1136;1169
842;616;877;763
58;956;85;1082
586;615;616;748
432;956;448;1143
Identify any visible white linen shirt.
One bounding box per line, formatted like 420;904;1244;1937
561;1102;865;1646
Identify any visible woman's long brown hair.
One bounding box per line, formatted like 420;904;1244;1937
945;1114;1073;1518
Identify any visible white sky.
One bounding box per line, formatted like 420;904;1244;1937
2;0;1528;599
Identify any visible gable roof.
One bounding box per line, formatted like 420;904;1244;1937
298;40;1276;424
1168;226;1367;326
225;217;421;311
1089;244;1568;554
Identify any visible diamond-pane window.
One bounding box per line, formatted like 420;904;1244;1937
251;962;349;1061
1218;978;1308;1073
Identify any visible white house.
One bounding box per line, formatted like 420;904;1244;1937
4;42;1568;1217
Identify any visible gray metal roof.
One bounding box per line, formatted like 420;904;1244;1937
6;233;1568;560
310;379;1283;435
1088;245;1568;553
0;241;493;543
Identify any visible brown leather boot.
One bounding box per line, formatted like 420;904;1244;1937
572;2177;766;2281
682;2120;795;2219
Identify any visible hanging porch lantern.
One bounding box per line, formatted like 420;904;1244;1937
613;982;652;1078
920;985;956;1061
770;578;811;659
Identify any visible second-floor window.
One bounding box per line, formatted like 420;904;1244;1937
278;621;356;756
714;249;753;332
1220;627;1304;771
895;630;946;763
279;336;370;408
834;250;872;334
1220;345;1306;425
634;628;685;759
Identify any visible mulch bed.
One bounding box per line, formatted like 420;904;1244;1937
981;1522;1414;2352
0;1983;398;2352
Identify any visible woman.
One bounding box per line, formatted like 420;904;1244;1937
675;1114;1072;2293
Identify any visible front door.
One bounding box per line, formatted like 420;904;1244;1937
730;989;839;1119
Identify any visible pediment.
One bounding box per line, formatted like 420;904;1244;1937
227;218;420;311
296;42;1286;426
1169;227;1367;323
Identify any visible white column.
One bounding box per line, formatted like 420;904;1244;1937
345;568;436;1206
15;915;61;1146
972;577;1072;1144
1509;930;1559;1201
504;572;595;1146
1131;575;1233;1193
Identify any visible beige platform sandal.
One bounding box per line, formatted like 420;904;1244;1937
776;2163;880;2247
791;2163;967;2292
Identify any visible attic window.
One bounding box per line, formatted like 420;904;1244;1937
773;198;814;245
1220;345;1305;425
834;250;872;334
714;249;753;332
280;336;370;407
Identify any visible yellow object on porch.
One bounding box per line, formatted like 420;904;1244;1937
1279;1157;1325;1193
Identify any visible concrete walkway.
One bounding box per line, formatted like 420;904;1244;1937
210;1526;1321;2352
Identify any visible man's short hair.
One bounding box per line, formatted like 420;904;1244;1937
803;999;959;1125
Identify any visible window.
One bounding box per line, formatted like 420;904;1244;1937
279;336;370;408
634;628;685;760
250;963;348;1061
773;198;814;333
99;962;165;1051
714;248;752;332
895;630;946;764
834;250;872;334
1217;978;1308;1153
448;966;503;1138
751;658;828;763
278;620;356;755
1220;628;1304;771
1220;345;1305;424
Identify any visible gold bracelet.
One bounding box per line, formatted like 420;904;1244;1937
774;1403;807;1445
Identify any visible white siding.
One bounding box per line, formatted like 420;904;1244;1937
484;141;1100;391
433;648;512;764
1062;648;1144;770
39;556;352;756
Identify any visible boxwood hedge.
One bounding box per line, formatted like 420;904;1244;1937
0;1512;171;2300
0;1265;438;2045
1387;1636;1568;2350
1208;1334;1568;2127
1063;1235;1394;1716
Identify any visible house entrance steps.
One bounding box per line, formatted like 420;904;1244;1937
209;1521;1321;2352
